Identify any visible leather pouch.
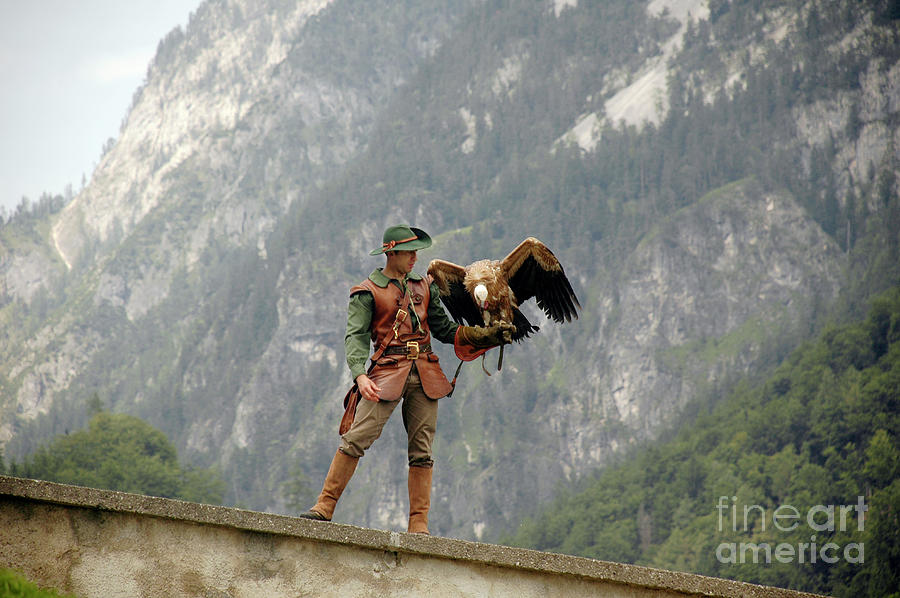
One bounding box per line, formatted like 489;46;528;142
339;384;360;435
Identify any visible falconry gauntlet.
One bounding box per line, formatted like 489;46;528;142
457;322;516;348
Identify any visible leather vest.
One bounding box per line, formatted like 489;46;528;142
351;276;453;400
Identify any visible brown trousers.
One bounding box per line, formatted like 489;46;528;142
339;365;438;467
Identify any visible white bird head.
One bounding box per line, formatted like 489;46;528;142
473;283;488;307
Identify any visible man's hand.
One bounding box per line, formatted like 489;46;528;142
356;373;381;402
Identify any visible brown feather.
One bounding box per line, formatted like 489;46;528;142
427;259;467;296
427;237;580;341
500;237;562;277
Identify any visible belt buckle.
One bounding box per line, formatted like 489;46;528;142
406;341;419;360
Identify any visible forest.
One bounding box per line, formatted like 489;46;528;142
503;286;900;597
2;397;224;505
273;0;900;306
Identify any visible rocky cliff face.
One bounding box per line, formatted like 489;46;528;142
595;179;843;435
52;0;471;275
53;0;334;270
1;0;476;436
1;0;897;541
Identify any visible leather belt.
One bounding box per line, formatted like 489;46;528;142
383;341;431;360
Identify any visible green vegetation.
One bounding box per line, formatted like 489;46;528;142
0;569;76;598
1;0;898;543
8;405;224;504
503;287;900;597
288;0;898;293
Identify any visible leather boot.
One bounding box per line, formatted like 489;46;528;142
407;465;433;534
299;450;359;521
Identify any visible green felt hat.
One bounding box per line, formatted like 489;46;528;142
370;224;432;255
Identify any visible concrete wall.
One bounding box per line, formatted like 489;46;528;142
0;476;826;598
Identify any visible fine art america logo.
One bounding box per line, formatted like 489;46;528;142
715;496;867;564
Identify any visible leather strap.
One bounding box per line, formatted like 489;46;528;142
369;286;412;366
382;236;418;251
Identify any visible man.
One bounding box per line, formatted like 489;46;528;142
299;224;512;534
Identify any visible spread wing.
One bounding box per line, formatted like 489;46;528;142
500;237;581;324
426;259;483;326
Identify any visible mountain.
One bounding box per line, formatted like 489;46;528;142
504;285;900;597
1;0;898;543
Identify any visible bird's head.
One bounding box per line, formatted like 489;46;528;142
473;283;488;308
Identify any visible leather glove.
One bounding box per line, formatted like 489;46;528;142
458;322;516;348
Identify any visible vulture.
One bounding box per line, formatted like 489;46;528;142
427;237;581;367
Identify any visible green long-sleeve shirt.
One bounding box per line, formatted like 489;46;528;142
345;269;459;380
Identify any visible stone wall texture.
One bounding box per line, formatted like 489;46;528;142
0;476;827;598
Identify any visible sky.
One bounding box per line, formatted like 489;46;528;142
0;0;203;213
